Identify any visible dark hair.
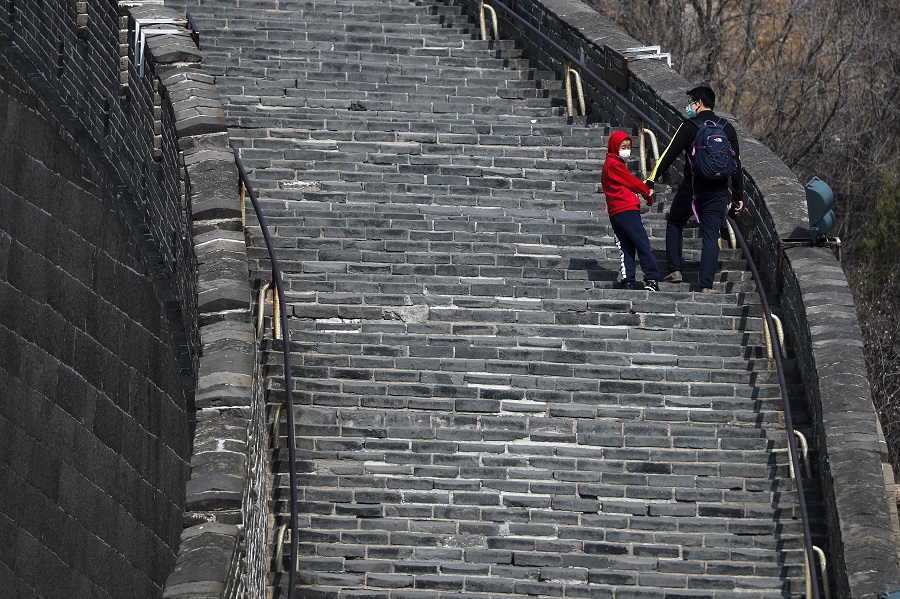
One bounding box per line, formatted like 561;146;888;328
686;86;716;110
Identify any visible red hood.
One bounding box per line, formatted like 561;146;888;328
607;130;631;156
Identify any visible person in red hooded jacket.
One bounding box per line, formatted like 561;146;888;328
601;130;660;291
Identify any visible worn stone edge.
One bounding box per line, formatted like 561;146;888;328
122;4;261;598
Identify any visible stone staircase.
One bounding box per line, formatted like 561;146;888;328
167;0;825;596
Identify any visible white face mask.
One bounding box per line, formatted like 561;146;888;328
619;149;631;159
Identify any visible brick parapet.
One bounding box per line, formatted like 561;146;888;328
450;0;900;594
0;1;266;597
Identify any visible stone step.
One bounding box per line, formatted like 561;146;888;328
257;225;745;247
216;40;528;62
268;492;818;537
270;275;757;297
266;395;807;438
270;267;756;286
272;394;810;432
247;231;749;262
240;175;599;194
251;194;603;211
195;21;476;39
244;210;743;242
215;73;552;92
266;85;555;106
267;437;820;502
270;276;759;299
275;353;786;385
218;54;544;77
273;425;799;454
267;578;803;599
268;84;553;105
227;96;563;117
280;302;764;333
269;379;810;416
278;354;787;387
229;120;607;140
268;570;805;599
228;109;573;132
271;271;758;292
263;335;799;371
273;384;796;417
269;348;803;385
216;74;547;93
183;1;468;22
232;124;601;147
211;66;561;95
271;515;812;554
202;41;505;63
225;110;590;136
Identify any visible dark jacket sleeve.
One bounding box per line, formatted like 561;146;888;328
647;120;694;184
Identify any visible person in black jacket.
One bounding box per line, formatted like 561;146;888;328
645;86;743;294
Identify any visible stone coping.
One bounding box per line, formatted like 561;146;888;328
123;4;262;597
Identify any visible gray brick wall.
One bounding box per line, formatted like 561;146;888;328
0;73;189;599
0;1;265;598
450;0;900;595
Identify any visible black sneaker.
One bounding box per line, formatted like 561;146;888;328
617;280;637;290
643;280;659;292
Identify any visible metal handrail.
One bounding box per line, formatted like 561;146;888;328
230;141;299;599
257;283;271;340
793;430;811;480
812;545;832;599
272;401;284;449
273;523;288;573
565;64;586;117
185;11;201;49
478;0;498;40
727;215;822;598
638;126;660;180
476;1;822;596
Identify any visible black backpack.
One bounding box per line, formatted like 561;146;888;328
689;117;737;181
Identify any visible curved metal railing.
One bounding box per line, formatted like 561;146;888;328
230;141;299;599
476;1;823;596
727;215;824;598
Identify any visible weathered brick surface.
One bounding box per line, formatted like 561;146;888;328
0;0;265;598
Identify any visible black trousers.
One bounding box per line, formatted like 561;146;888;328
665;185;729;288
610;210;659;282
